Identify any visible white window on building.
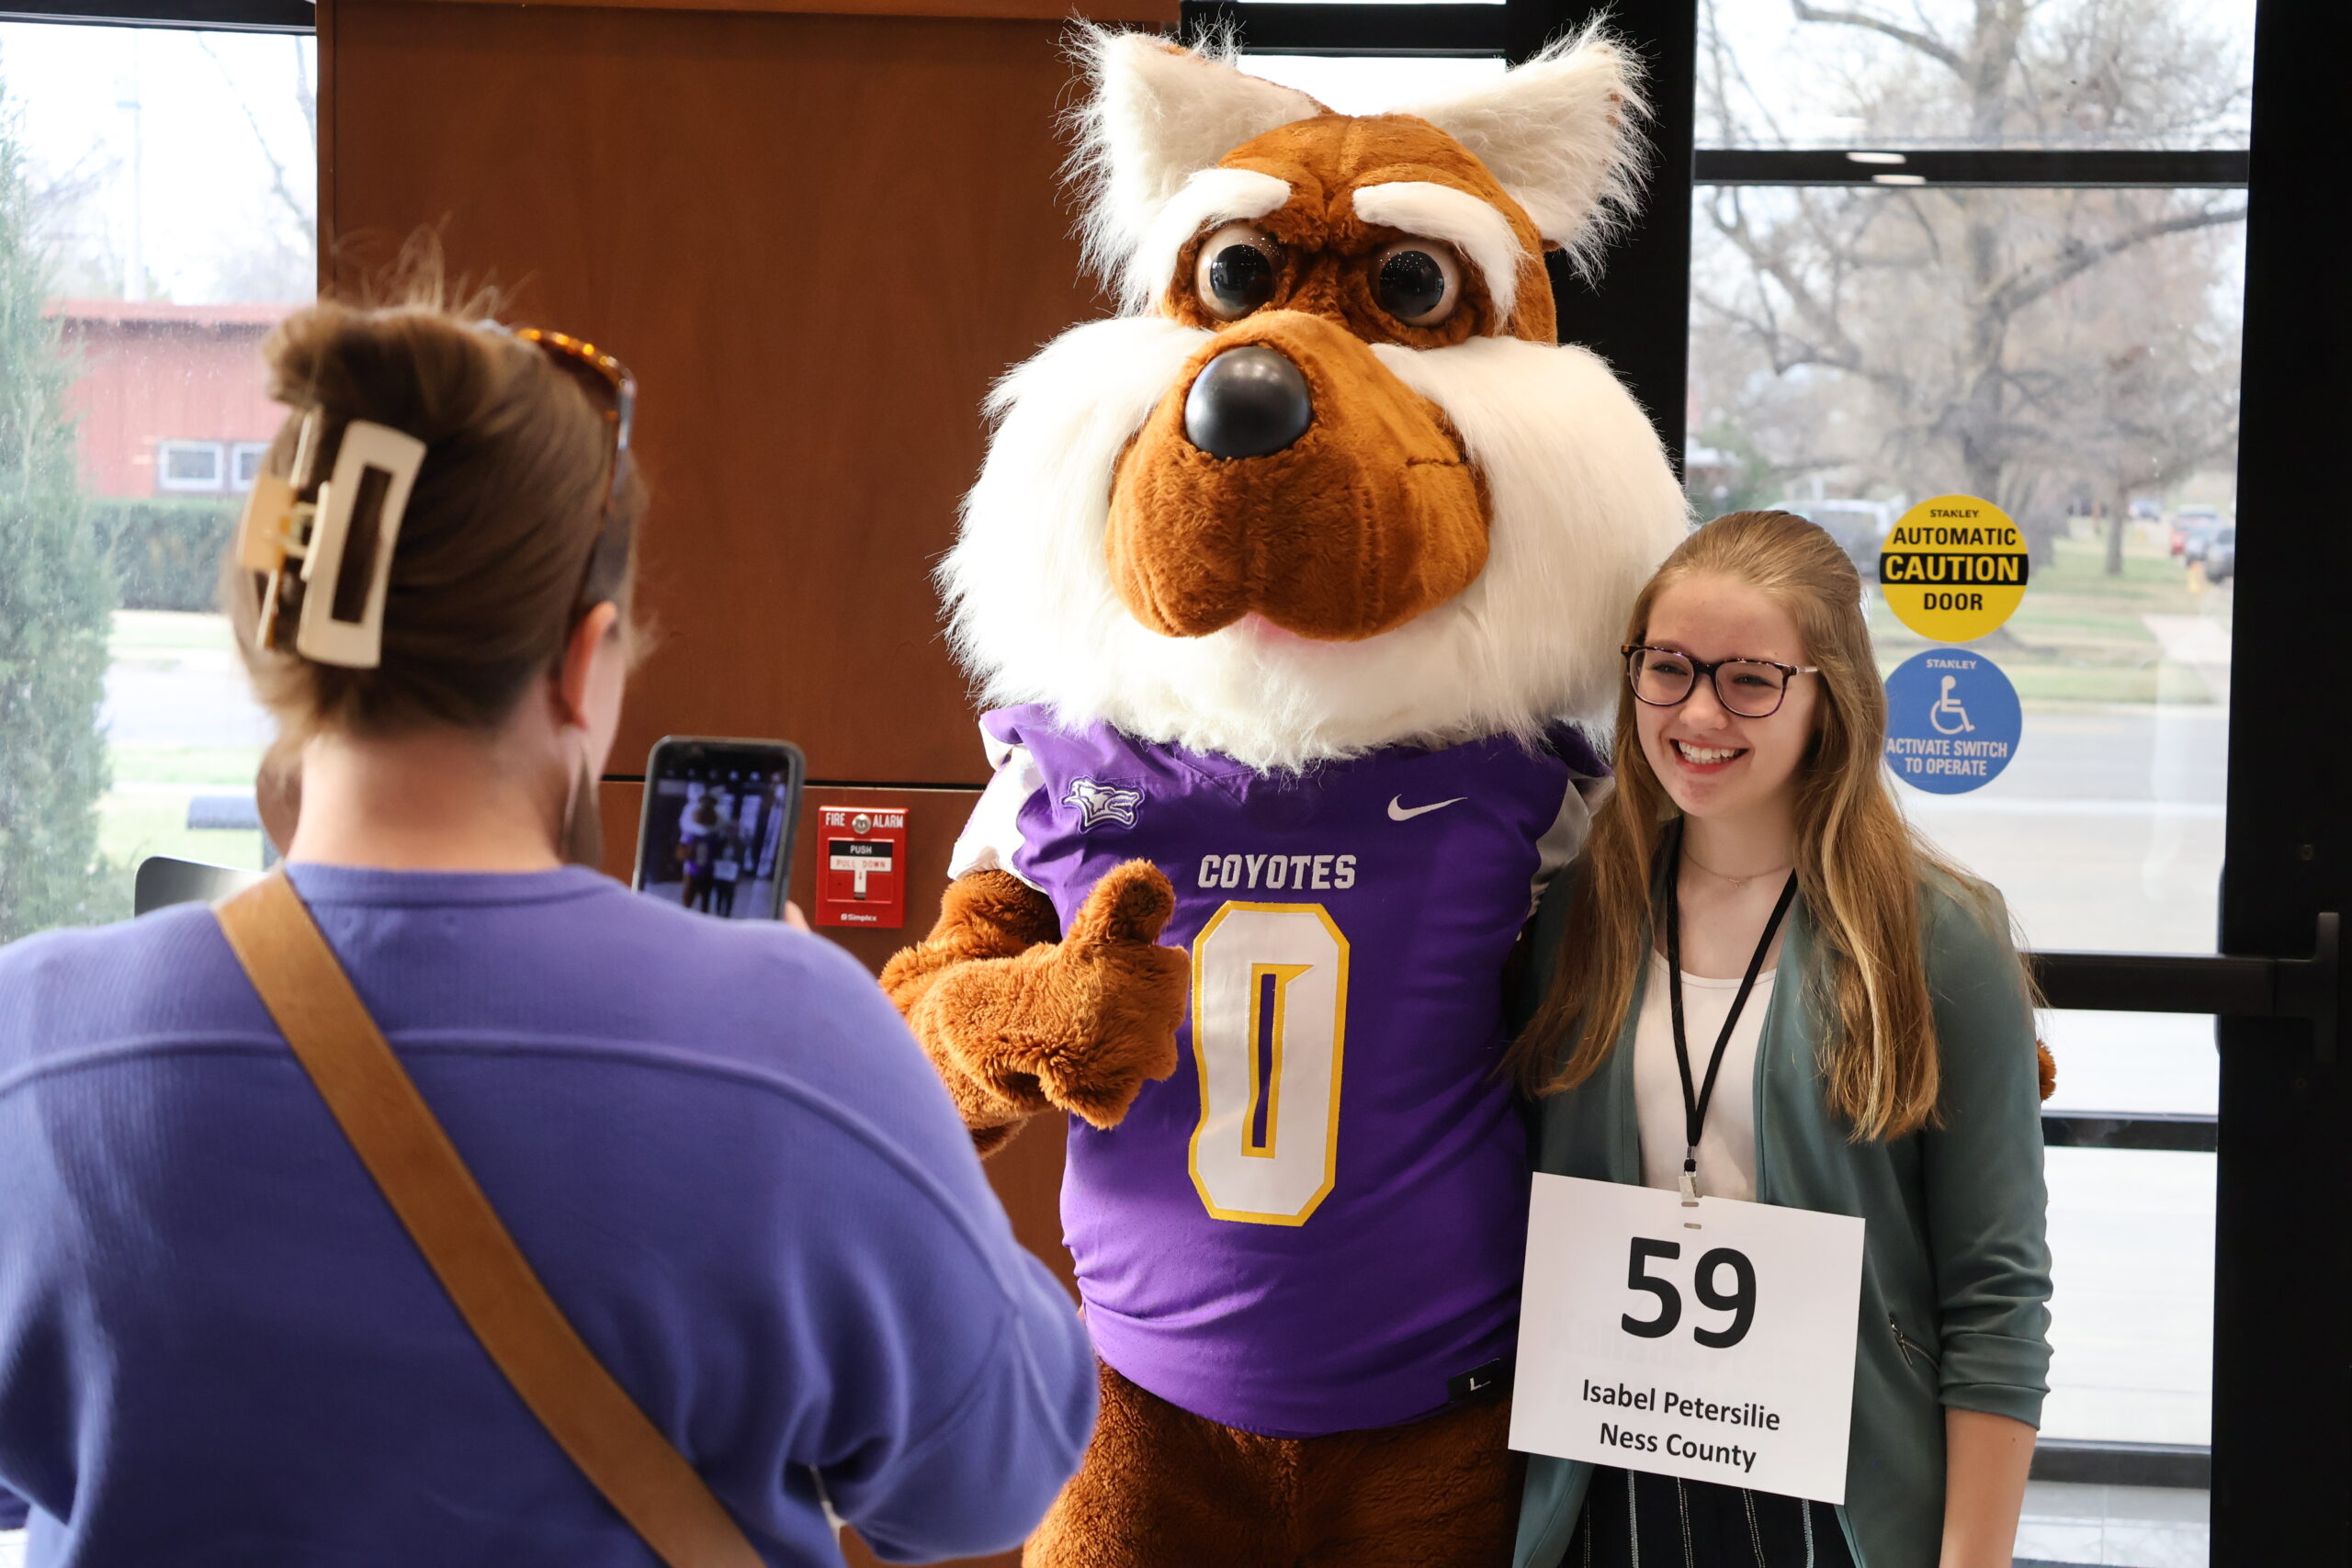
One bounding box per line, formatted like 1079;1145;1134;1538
157;439;227;492
230;441;270;491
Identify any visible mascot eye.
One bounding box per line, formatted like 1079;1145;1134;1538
1195;223;1281;321
1373;240;1464;327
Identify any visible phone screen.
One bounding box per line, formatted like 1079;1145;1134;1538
633;738;806;920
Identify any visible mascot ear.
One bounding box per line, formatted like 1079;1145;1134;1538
1069;27;1326;294
1402;23;1648;277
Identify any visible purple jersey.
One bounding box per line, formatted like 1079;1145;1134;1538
949;704;1607;1437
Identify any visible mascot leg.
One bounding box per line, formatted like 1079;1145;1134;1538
1025;1363;1285;1566
1295;1395;1519;1567
1025;1363;1517;1568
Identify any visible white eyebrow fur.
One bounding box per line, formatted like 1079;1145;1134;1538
1125;166;1294;317
1350;181;1526;326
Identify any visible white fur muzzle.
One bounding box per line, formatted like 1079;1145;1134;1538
940;317;1690;771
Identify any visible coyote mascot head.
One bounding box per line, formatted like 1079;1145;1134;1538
886;28;1687;1564
942;25;1687;767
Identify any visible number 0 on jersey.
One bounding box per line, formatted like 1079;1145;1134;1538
1188;903;1350;1224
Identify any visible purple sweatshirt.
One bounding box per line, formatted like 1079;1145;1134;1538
0;864;1094;1566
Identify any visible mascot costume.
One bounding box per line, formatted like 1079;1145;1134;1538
881;26;1688;1565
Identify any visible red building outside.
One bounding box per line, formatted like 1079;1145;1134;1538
53;299;289;500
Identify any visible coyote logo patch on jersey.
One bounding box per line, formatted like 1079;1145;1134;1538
1066;777;1146;829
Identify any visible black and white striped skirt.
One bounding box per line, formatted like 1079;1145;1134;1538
1562;1469;1858;1568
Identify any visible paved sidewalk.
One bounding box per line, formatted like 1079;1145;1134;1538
2018;1480;2207;1566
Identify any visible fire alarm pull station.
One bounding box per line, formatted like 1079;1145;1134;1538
815;805;908;929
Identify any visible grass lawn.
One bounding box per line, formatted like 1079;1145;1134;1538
1869;530;2229;705
110;743;267;786
98;610;267;880
97;793;266;876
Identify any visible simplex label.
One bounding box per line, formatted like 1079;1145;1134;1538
1878;494;2028;642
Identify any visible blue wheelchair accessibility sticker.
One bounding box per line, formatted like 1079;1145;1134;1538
1883;649;2021;795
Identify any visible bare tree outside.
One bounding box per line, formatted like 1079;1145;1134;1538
1690;0;2248;576
199;35;315;303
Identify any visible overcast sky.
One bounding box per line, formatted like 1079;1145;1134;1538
6;21;313;305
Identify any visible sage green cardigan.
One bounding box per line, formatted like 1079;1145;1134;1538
1511;871;2052;1568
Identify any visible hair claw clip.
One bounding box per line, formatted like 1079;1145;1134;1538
233;412;427;669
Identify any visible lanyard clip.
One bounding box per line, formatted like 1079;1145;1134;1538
1679;1152;1700;1207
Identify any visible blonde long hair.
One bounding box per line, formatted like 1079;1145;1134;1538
1513;509;2007;1140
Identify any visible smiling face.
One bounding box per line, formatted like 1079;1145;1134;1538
1634;572;1821;825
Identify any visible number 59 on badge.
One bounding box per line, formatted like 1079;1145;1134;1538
1510;1174;1867;1505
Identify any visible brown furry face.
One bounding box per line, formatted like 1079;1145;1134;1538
1105;114;1555;644
1107;310;1491;641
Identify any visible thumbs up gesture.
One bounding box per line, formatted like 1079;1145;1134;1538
913;861;1191;1133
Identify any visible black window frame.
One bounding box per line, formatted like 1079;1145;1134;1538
1;0;311;29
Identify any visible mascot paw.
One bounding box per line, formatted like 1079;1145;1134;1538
927;861;1190;1130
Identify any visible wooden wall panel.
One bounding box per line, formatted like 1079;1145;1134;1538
326;0;1106;786
596;781;644;885
338;17;1094;1558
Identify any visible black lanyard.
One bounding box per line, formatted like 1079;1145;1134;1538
1663;820;1798;1204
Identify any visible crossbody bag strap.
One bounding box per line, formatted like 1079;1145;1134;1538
214;870;765;1568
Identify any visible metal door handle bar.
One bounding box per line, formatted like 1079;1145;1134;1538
2041;1111;2216;1153
2026;910;2339;1064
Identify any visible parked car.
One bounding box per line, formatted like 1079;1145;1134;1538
2182;521;2228;565
2203;524;2238;583
1771;499;1894;568
2169;504;2225;559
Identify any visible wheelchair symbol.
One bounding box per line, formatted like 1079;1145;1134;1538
1929;675;1975;736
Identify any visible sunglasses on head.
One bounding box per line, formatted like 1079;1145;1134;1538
488;324;640;615
504;326;638;513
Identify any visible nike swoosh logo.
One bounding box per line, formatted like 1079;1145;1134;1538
1387;795;1467;821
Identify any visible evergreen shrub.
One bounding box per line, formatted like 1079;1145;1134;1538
93;497;239;612
0;92;115;940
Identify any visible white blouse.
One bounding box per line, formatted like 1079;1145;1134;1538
1633;950;1775;1202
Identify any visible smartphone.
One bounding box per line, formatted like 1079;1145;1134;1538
632;736;807;920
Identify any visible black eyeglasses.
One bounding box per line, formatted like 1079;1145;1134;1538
1623;643;1821;718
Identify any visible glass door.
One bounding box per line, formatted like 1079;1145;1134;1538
1217;0;2336;1558
1652;0;2327;1558
1677;2;2251;1560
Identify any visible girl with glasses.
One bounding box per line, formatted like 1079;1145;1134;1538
1509;510;2052;1568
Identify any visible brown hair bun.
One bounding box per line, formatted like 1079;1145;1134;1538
230;297;644;745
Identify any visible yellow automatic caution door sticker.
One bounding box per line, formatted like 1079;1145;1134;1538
1877;495;2028;643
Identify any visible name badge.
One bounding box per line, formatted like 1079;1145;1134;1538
1510;1174;1866;1504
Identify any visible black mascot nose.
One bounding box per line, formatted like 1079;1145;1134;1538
1182;346;1314;459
